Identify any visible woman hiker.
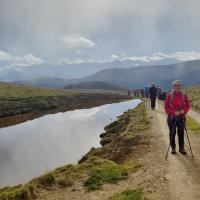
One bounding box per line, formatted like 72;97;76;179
164;80;190;155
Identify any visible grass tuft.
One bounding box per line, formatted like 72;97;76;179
186;116;200;135
84;158;128;190
108;188;142;200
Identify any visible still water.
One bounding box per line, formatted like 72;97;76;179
0;99;141;187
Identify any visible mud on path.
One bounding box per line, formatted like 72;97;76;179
156;100;200;200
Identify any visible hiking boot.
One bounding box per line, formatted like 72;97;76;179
179;148;187;155
171;148;176;154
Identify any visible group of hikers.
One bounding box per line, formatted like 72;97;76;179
131;80;191;156
132;85;162;99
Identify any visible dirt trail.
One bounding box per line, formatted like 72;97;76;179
155;100;200;200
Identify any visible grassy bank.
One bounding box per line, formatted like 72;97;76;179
184;85;200;110
0;82;131;117
0;102;150;200
186;116;200;135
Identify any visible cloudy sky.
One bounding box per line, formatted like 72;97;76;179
1;0;200;68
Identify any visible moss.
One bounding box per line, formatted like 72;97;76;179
0;173;55;200
123;160;141;173
108;188;142;200
186;116;200;135
0;184;35;200
84;158;128;190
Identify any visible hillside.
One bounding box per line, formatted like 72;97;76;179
7;60;200;89
0;59;179;82
64;81;123;90
14;77;69;88
0;82;131;118
66;60;200;89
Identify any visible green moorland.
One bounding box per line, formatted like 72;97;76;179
0;82;76;99
0;82;130;117
0;103;149;200
184;85;200;110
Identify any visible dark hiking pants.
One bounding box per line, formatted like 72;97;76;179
167;116;185;150
150;97;156;109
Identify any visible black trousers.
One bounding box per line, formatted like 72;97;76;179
167;116;185;149
150;97;156;109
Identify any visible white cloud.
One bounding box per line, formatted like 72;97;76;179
11;53;44;67
60;58;86;65
59;51;200;66
0;50;12;61
168;52;200;61
128;56;150;63
111;54;119;61
61;35;95;48
121;51;200;63
0;50;44;68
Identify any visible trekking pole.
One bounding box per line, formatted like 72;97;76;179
183;119;194;158
165;117;177;160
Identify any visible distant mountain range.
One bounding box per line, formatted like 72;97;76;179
0;58;179;82
8;60;200;90
64;81;123;90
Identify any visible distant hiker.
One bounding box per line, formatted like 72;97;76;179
128;90;131;95
164;80;190;155
149;83;157;110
